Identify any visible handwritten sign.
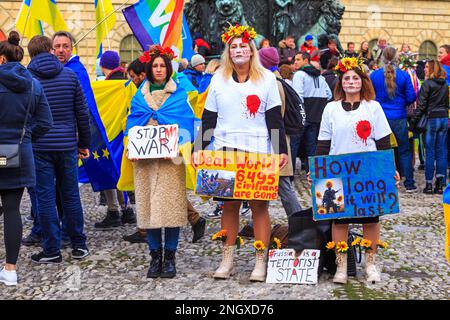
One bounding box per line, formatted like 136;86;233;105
309;150;399;221
266;249;320;285
195;150;280;200
128;124;179;159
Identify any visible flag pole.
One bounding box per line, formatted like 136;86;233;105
100;0;112;50
74;0;131;47
19;2;32;46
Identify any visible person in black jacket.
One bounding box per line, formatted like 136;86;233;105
320;38;341;70
322;56;340;100
100;51;127;80
0;32;52;285
26;35;91;264
412;60;449;194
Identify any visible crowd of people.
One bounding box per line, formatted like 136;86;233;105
0;25;449;287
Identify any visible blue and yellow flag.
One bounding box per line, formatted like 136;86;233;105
95;0;116;59
15;0;68;39
443;184;450;262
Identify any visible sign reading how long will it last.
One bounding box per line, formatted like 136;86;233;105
309;150;399;221
195;150;280;200
127;124;179;159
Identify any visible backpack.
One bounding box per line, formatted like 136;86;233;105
277;78;306;136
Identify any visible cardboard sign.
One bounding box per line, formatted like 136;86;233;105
309;150;399;221
266;249;320;285
194;150;280;200
127;124;179;159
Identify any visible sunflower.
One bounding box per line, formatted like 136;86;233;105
316;191;322;199
337;195;344;202
325;180;334;188
377;240;388;249
253;240;266;251
272;237;282;249
326;241;336;250
351;237;361;247
336;241;349;253
360;238;373;250
341;57;355;69
318;208;327;214
212;230;227;241
235;236;244;249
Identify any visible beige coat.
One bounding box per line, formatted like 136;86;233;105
274;71;294;177
132;79;188;229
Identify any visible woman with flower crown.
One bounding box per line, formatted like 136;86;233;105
313;57;400;284
192;25;289;282
125;45;195;279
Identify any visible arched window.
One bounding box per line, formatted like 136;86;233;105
0;29;6;41
368;39;378;52
419;41;437;60
119;35;142;64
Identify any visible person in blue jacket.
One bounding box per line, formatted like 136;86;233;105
0;32;52;285
183;54;205;89
27;35;91;264
370;46;418;192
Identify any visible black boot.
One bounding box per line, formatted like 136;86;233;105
423;183;433;194
192;217;206;243
99;191;107;206
434;177;444;194
160;249;176;278
94;210;122;229
147;248;163;278
121;207;137;224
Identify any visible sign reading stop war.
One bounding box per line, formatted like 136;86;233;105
195;150;280;200
127;124;179;159
309;150;399;221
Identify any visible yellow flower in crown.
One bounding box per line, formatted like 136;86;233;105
221;24;257;44
335;57;365;75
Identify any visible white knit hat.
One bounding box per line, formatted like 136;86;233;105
190;54;206;67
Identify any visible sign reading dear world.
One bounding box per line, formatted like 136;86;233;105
128;124;179;159
309;150;399;221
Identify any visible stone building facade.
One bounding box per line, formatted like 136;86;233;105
0;0;449;75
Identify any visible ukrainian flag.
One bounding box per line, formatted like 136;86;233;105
95;0;116;59
443;184;450;262
15;0;68;39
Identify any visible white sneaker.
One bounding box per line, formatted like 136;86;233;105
0;267;18;286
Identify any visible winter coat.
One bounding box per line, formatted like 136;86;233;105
322;70;338;99
194;38;211;57
132;79;188;229
358;50;374;66
370;67;417;120
0;62;53;190
278;40;296;65
343;50;358;58
292;65;332;124
183;68;204;89
440;54;450;86
300;43;319;62
106;67;127;80
319;49;340;70
27;53;90;152
413;78;449;122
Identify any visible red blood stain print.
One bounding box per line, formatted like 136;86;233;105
293;258;299;267
356;120;372;145
246;95;261;117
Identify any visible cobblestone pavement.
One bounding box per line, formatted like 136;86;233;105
0;170;449;300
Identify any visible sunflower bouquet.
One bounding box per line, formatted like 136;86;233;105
253;240;266;252
212;230;244;249
326;241;349;253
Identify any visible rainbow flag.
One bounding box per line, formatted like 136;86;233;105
15;0;68;39
443;184;450;262
122;0;195;60
95;0;116;59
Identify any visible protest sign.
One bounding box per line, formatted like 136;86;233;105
266;249;320;284
309;150;399;221
195;150;280;200
128;124;179;159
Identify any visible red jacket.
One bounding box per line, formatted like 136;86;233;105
301;43;319;62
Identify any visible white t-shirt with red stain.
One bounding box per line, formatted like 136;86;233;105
204;69;282;153
318;100;392;155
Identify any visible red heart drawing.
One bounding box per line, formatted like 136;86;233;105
246;95;261;117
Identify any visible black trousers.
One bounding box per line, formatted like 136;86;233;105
0;188;24;265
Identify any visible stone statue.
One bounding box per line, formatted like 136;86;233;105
185;0;345;54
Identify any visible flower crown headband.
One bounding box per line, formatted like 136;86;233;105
334;57;365;75
221;24;257;44
139;45;177;64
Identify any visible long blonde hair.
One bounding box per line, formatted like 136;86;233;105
382;46;398;99
205;59;221;74
219;39;265;82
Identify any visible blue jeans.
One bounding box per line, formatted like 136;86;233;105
147;228;180;251
34;150;87;255
388;119;416;188
424;118;448;183
290;122;320;173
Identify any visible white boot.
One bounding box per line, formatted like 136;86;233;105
333;252;348;284
213;245;235;279
249;249;267;282
0;267;17;286
365;252;381;283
